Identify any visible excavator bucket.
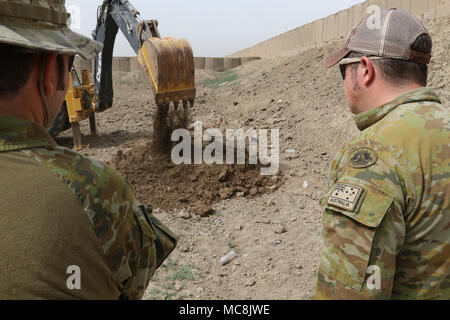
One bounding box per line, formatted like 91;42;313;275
138;37;196;107
138;36;196;153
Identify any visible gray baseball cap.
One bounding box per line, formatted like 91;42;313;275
324;8;432;68
0;0;102;59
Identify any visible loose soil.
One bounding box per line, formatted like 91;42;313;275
55;15;449;300
111;141;283;216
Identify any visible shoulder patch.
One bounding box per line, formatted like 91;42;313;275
350;147;378;168
328;183;364;212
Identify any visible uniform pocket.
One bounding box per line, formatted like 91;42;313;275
318;177;394;291
137;205;178;269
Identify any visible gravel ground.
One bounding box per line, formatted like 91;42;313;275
55;16;449;300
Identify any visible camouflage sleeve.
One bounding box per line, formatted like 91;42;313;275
25;147;177;299
313;140;407;299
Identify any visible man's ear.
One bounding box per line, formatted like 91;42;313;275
360;56;376;86
41;53;59;97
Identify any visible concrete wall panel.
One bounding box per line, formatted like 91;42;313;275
205;58;224;72
130;57;140;72
194;57;206;69
224;58;241;70
336;10;349;39
313;19;324;44
332;13;340;40
351;4;365;27
323;15;335;42
367;0;383;7
411;0;429;14
117;57;130;72
385;0;403;9
302;23;314;45
400;0;412;11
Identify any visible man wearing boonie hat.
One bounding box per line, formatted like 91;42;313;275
0;0;177;299
313;8;449;299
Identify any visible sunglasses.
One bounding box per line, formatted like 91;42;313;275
338;56;385;80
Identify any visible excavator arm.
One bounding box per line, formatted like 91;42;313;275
93;0;196;112
49;0;195;150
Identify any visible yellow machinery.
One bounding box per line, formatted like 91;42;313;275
64;69;97;149
50;0;196;150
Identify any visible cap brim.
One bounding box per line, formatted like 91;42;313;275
323;47;351;68
0;24;102;60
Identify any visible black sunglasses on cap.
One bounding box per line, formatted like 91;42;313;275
338;56;385;80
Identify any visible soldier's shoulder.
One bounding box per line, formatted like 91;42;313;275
22;145;139;225
23;145;133;198
352;100;447;155
389;99;448;131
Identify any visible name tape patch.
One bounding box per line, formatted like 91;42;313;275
328;183;364;212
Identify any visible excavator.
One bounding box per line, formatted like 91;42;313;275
49;0;196;150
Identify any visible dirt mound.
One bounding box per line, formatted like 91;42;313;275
62;13;449;301
111;142;283;216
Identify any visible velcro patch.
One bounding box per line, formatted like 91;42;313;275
350;147;378;168
328;183;364;212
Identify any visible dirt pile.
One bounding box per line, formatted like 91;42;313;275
111;142;283;216
56;13;449;300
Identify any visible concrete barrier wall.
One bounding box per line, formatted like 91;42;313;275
194;57;206;69
224;58;242;70
205;58;225;72
74;55;260;74
228;0;450;58
72;0;449;73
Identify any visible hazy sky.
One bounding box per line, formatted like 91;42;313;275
66;0;364;57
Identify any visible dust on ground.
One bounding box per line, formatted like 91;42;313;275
56;16;449;300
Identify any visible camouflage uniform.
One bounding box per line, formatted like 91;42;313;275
0;115;177;299
313;88;450;299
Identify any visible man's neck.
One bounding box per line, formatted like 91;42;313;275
360;83;423;113
0;92;45;126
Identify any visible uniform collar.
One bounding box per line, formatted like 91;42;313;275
354;87;441;131
0;115;56;152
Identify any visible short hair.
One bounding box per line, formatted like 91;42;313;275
0;45;38;97
349;33;432;87
0;45;68;97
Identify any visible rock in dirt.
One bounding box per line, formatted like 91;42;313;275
245;279;257;287
274;226;287;234
177;208;191;219
174;281;184;292
219;187;232;200
218;167;230;182
194;203;215;217
220;250;237;265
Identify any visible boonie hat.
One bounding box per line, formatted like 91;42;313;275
0;0;102;59
324;8;432;68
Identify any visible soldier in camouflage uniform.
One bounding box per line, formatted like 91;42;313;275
0;0;177;299
314;9;449;299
